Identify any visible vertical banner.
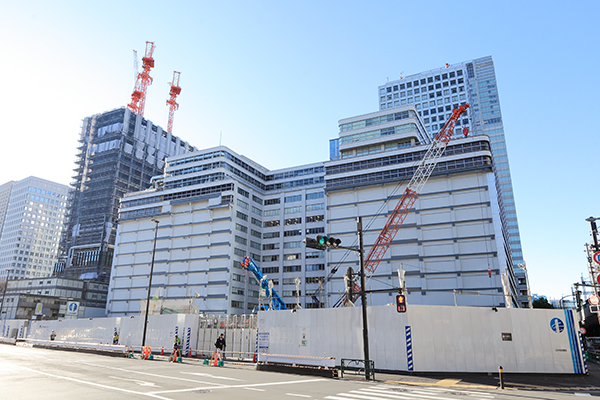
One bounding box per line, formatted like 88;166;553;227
405;326;413;371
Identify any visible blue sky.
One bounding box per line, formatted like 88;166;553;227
1;1;598;300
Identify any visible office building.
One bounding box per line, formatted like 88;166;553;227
0;177;69;280
108;104;519;316
107;147;326;315
56;107;197;282
377;56;529;307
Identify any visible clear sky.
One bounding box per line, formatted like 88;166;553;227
1;1;598;300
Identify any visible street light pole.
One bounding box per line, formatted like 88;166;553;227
357;217;371;380
141;218;160;349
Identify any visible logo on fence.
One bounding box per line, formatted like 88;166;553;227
550;317;564;333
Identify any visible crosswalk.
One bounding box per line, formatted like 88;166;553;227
325;384;496;400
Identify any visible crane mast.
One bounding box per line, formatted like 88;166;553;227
128;41;156;117
166;71;181;133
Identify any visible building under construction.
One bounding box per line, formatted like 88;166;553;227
55;107;196;282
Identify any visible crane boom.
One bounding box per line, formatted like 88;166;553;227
363;103;470;281
241;256;287;310
330;104;470;307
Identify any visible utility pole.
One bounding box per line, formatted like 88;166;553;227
357;217;371;380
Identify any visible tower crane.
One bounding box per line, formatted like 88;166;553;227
332;103;470;307
127;41;156;117
166;71;181;133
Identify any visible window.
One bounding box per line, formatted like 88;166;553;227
252;195;263;205
284;206;302;214
235;236;247;245
262;266;279;274
306;252;323;259
263;255;279;262
306;215;324;223
306;276;324;284
284;229;302;237
285;195;302;203
284;253;301;261
231;300;243;308
306;203;324;212
306;227;324;235
283;265;301;273
237;187;249;198
251;217;261;227
251;229;261;238
236;211;248;221
264;209;280;216
284;241;302;248
250;241;261;250
285;217;301;225
263;243;280;250
264;220;280;228
236;223;248;233
306;264;325;271
263;231;280;239
265;198;280;205
306;192;324;200
252;206;262;216
237;199;249;209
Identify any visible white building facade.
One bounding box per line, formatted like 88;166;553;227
325;106;516;308
107;147;326;316
0;177;69;280
107;103;518;315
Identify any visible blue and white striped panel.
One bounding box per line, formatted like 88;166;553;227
405;325;413;371
578;330;588;374
563;309;586;374
186;327;191;356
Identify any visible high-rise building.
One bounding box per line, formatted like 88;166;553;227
0;177;69;280
377;56;529;307
55;107;197;282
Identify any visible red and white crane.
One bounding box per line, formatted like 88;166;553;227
166;71;181;133
330;103;470;306
128;41;156;117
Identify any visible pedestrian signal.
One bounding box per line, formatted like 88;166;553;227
396;294;407;313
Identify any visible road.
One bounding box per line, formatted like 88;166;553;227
0;344;596;399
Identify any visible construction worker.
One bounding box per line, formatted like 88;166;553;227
113;331;119;345
50;330;56;341
215;333;226;360
173;335;181;351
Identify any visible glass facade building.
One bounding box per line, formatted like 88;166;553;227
377;56;528;306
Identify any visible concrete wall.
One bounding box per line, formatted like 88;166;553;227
258;304;587;374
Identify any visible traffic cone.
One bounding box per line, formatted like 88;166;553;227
213;352;218;366
161;347;164;356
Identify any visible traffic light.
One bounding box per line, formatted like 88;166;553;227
316;235;342;249
396;294;407;313
303;237;325;250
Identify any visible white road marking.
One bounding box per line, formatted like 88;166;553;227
110;376;160;387
180;371;243;381
286;393;312;397
19;366;174;400
149;377;327;395
244;387;266;391
74;361;228;386
329;386;497;400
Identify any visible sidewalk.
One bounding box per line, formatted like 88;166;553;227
366;361;600;392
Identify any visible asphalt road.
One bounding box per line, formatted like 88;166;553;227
0;344;598;400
